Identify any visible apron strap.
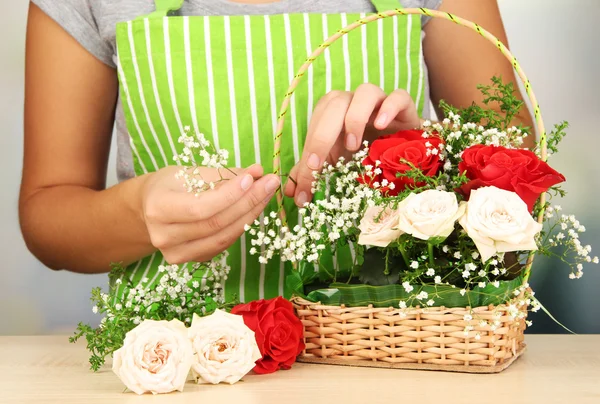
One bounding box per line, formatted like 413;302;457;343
370;0;402;12
143;0;184;19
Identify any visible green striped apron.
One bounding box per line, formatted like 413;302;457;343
114;0;426;303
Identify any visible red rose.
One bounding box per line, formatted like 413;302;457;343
458;145;565;211
231;297;305;374
358;129;443;195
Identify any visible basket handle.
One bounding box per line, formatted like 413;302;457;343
273;8;548;280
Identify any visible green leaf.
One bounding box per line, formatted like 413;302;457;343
476;276;523;306
427;236;447;246
297;260;318;285
298;278;524;309
358;248;402;286
418;284;474;307
285;271;307;299
306;288;342;305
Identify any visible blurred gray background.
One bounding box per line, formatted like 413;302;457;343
0;0;598;335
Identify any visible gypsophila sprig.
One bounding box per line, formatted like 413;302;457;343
71;252;235;371
538;205;599;279
173;126;231;195
247;144;377;271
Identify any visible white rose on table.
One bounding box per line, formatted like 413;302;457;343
459;186;543;262
358;206;403;247
397;190;466;241
188;309;261;385
112;319;193;395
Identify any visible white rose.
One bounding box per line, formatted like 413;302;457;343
397;190;466;241
188;309;261;385
358;206;403;247
459;186;543;262
112;319;193;395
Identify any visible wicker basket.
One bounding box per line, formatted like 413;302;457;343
292;297;527;373
273;9;547;373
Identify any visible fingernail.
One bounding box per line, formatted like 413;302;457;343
240;174;253;191
376;113;388;127
264;177;281;194
307;153;320;170
345;133;358;150
296;191;308;207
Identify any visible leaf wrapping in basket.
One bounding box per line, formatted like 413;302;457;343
291;275;524;308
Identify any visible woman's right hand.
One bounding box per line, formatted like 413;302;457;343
141;164;280;264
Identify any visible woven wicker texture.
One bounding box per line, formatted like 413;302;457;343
292;296;527;372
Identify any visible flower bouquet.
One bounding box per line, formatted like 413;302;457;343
239;9;598;372
247;76;597;372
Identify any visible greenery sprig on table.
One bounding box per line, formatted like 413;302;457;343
71;254;234;371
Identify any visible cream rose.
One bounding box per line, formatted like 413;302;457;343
188;309;261;385
358;206;403;247
459;186;543;262
112;319;193;395
397;190;466;241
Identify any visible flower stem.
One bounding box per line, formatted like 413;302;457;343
428;243;435;268
384;249;390;276
397;243;410;268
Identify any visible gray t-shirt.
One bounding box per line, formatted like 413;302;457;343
33;0;441;181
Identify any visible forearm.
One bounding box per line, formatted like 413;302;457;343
19;175;155;273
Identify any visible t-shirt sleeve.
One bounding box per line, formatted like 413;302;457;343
31;0;115;67
400;0;443;26
422;0;442;26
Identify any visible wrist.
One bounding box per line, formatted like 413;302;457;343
120;173;153;244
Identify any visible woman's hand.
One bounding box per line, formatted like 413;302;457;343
141;165;280;264
284;84;420;207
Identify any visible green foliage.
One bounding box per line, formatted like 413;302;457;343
440;76;528;131
544;121;569;156
358;248;403;286
69;286;136;372
71;260;235;371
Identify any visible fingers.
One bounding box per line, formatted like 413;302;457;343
147;165;265;223
294;91;352;206
160;183;276;264
374;89;421;131
344;83;387;151
150;174;280;248
284;164;299;198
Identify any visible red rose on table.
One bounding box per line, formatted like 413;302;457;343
231;297;304;374
458;145;565;211
358;129;443;195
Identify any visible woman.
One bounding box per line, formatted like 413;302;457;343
20;0;534;302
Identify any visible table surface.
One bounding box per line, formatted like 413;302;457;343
1;335;599;404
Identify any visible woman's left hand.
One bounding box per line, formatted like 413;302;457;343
284;84;421;207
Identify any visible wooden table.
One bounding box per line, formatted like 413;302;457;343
1;335;599;404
